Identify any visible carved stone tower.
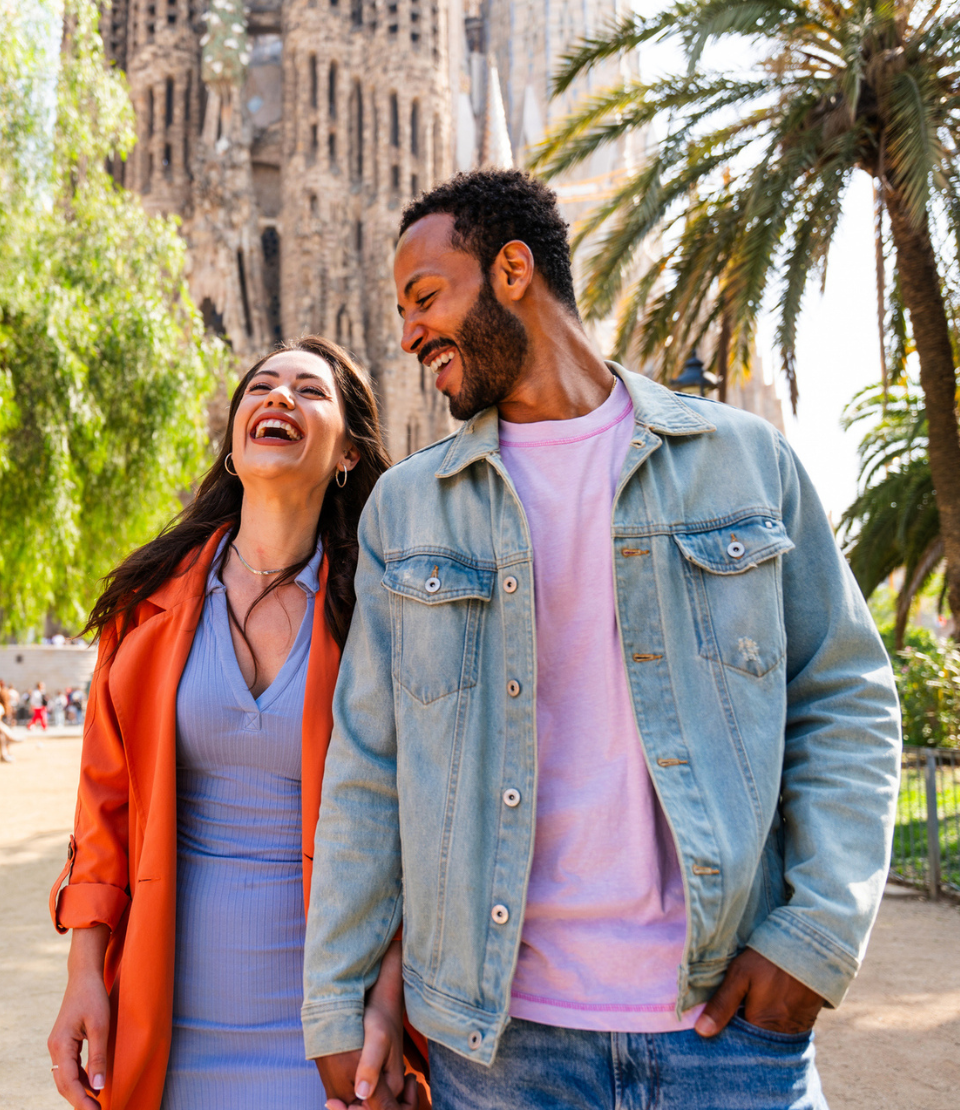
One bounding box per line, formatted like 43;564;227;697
109;0;457;457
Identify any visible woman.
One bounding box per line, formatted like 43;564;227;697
47;337;411;1110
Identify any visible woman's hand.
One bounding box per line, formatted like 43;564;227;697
48;925;110;1109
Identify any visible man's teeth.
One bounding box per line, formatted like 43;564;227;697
254;418;302;440
426;350;455;375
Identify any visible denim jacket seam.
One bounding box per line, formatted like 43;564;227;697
761;907;860;969
382;545;501;570
612;506;785;538
404;964;501;1021
301;998;365;1017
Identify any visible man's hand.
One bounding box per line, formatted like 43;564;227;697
694;948;825;1037
315;1049;426;1110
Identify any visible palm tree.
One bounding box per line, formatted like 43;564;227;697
838;381;940;646
530;1;960;632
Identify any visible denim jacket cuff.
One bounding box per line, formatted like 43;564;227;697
300;1000;365;1060
746;908;860;1009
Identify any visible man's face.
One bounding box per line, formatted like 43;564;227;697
394;214;528;421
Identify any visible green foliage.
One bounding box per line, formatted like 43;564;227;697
875;620;938;659
891;641;960;748
0;0;221;637
838;378;939;595
530;1;960;406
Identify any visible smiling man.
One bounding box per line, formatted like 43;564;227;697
302;170;901;1110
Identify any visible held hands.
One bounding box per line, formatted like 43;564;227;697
316;931;430;1110
694;947;825;1037
315;1009;425;1110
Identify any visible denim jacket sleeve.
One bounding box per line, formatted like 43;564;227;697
301;483;404;1058
744;436;902;1006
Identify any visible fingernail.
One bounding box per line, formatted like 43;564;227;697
93;1074;105;1090
355;1079;372;1099
695;1015;717;1037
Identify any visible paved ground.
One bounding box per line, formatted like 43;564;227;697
1;730;959;1109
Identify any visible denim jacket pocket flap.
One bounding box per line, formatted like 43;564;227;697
382;555;495;605
673;518;794;575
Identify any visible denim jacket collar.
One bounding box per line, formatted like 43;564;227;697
434;362;716;479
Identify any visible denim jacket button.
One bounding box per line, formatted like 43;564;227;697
491;903;509;924
468;1031;482;1050
503;788;521;807
507;680;521;697
425;576;441;593
503;576;518;593
727;541;745;559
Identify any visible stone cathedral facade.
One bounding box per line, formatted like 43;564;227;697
102;0;640;458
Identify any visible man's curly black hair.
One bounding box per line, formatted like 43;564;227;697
398;169;580;318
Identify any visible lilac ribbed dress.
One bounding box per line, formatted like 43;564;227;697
160;540;327;1109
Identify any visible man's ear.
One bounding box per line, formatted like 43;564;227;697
491;240;534;303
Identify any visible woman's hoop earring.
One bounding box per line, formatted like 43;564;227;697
335;465;349;488
225;453;238;477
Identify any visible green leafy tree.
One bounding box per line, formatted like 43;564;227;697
0;0;220;637
838;380;940;646
531;0;960;632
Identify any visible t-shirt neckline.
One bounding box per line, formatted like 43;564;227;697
499;377;632;448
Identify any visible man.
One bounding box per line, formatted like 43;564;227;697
303;170;901;1109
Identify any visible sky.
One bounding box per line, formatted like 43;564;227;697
757;172;881;523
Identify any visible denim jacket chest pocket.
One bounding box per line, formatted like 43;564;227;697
673;516;795;678
382;554;495;704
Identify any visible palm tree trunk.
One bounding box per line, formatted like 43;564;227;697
886;191;960;635
716;302;730;404
874;184;888;406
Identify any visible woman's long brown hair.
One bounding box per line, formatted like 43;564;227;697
84;335;391;653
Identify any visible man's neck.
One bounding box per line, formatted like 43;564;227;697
496;313;615;424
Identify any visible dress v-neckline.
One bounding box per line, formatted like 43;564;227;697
209;591;312;725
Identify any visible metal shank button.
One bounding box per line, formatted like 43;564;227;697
425;576;441;593
507;680;521;697
503;576;518;593
503;788;521;807
468;1031;482;1050
726;541;745;559
491;904;509;924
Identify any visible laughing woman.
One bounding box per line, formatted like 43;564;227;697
47;338;403;1110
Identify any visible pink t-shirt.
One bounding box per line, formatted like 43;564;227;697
499;379;700;1033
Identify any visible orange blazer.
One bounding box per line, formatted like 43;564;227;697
49;530;339;1110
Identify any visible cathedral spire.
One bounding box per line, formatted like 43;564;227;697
480;57;512;169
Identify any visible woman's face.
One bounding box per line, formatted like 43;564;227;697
230;350;358;496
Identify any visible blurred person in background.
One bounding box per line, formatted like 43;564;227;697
27;681;48;730
0;678;15;762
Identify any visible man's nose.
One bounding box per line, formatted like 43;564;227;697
401;317;425;355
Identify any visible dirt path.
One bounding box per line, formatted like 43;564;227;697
1;732;958;1109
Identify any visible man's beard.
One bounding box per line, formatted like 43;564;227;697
444;279;528;421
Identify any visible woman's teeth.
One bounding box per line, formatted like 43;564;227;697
254;418;302;441
426;350;455;375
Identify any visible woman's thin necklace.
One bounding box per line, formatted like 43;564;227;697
231;543;286;577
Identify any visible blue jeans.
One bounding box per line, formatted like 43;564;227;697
429;1017;828;1110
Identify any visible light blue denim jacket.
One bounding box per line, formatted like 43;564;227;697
302;366;901;1066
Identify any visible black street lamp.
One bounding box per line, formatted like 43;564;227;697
670;350;717;397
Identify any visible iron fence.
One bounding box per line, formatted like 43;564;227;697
891;748;960;899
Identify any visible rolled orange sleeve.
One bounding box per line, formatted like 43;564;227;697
50;625;132;935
